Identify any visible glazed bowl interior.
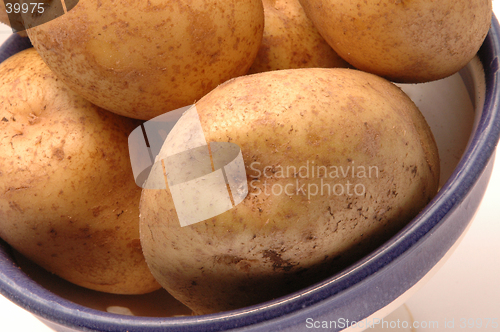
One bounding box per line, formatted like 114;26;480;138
1;16;500;332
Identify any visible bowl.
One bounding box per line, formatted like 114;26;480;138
1;16;500;332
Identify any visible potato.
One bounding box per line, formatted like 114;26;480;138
139;68;440;314
298;0;492;83
0;48;160;295
25;0;264;120
247;0;348;74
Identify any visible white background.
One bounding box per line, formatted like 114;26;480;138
1;2;500;331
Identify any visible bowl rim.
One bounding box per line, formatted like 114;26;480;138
1;17;500;332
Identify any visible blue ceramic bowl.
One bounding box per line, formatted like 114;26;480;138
1;17;500;332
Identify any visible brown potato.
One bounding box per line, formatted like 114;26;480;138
26;0;264;120
299;0;492;83
0;48;160;295
139;68;440;314
247;0;348;74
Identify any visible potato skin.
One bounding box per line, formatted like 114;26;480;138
299;0;492;83
26;0;264;120
140;68;440;314
0;48;160;294
247;0;348;74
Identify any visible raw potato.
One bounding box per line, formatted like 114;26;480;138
0;48;160;295
299;0;492;83
26;0;264;120
140;68;440;314
247;0;348;74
